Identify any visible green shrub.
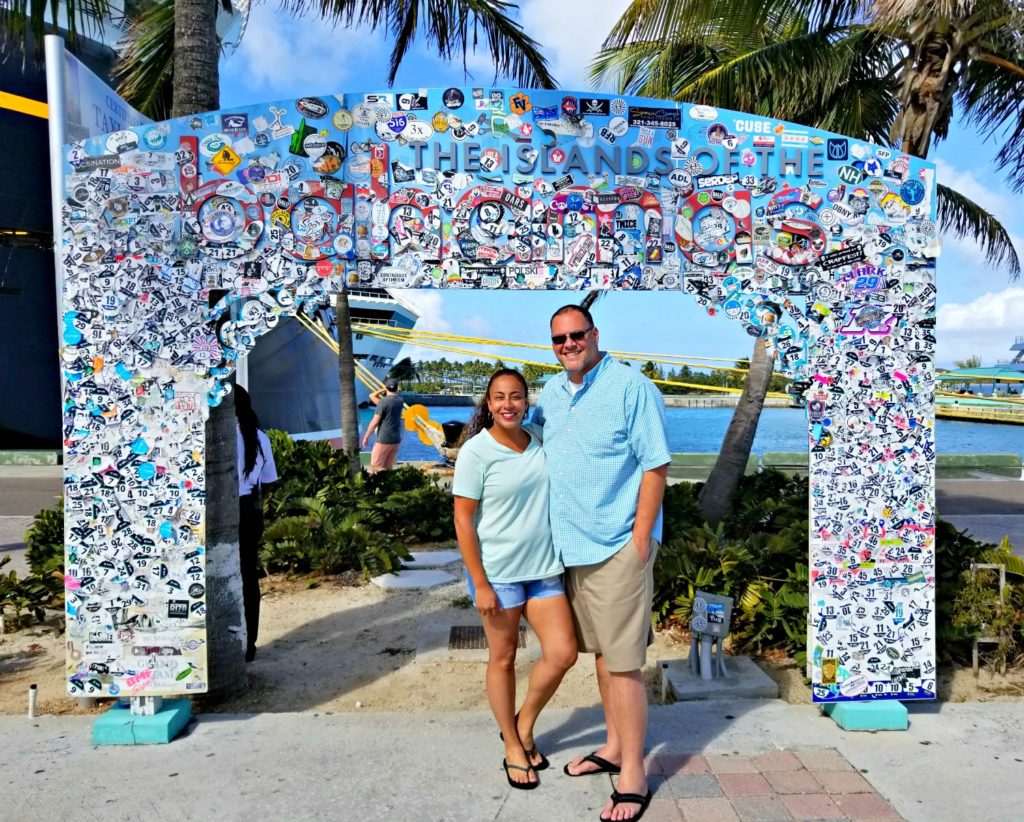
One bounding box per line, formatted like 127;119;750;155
261;492;410;578
24;501;63;576
260;432;454;576
0;555;63;630
654;469;1024;668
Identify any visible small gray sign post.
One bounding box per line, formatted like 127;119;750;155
690;592;734;680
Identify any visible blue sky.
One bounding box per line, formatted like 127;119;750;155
219;0;1023;371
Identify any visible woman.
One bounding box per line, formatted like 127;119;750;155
453;368;577;790
234;385;278;663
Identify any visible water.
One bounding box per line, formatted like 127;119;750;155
359;406;1024;464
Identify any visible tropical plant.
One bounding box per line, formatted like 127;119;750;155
387;356;421;389
595;0;1024;521
954;355;984;369
654;470;1024;668
0;556;63;631
23;500;64;575
262;491;409;577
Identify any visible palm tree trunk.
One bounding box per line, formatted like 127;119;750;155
698;339;776;523
335;292;362;477
171;0;220;117
173;1;246;698
891;28;958;158
201;385;247;700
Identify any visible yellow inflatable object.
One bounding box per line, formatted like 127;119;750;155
417;419;444;447
403;404;429;431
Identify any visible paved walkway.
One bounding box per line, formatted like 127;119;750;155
2;700;1023;821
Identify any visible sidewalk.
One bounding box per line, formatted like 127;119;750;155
2;700;1022;821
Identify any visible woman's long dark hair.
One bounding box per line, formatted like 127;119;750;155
234;385;264;478
458;368;530;445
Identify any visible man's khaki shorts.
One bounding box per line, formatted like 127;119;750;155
565;536;659;673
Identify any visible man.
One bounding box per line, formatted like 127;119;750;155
532;305;669;822
361;378;404;472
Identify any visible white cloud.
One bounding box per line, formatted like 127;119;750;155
463;314;492;336
518;0;632;89
932;158;1023;279
937;286;1024;367
224;7;387;103
933;159;1015;218
390;290;478;363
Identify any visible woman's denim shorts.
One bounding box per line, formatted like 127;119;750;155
466;574;565;609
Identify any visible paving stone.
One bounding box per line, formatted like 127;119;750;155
781;793;845;821
764;769;821;795
652;753;709;775
731;794;795;821
662;773;723;799
642;797;685;821
707;754;760;774
717;773;773;797
813;769;874;794
754;750;805;772
833;792;903;820
793;747;855;772
677;797;740;822
402;550;462;569
370;569;457;589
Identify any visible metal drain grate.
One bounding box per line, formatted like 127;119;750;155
448;625;526;650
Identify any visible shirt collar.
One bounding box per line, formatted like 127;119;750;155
559;352;609;394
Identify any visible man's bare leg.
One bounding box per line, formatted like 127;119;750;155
565;653;620;774
601;668;648;821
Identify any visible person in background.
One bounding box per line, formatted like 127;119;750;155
532;305;670;822
362;378;405;472
234;385;278;663
453;368;577;790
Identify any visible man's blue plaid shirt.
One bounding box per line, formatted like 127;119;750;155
532;353;671;567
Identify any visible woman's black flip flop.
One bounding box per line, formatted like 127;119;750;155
502;759;539;790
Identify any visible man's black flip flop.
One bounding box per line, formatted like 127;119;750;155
563;752;621;777
598;789;653;822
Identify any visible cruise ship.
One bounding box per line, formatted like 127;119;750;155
245;288;421;436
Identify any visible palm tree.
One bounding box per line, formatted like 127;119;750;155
5;0;557;120
387;356;421;389
5;0;555;696
334;293;362;477
594;0;1024;520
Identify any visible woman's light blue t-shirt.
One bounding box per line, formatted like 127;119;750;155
452;426;563;584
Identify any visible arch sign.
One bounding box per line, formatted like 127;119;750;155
59;87;938;703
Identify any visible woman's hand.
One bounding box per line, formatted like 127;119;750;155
475;583;501;617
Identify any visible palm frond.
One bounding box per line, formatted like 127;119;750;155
959;38;1024;193
937;182;1021;279
0;0;111;60
292;0;555;87
113;0;175;120
602;0;863;52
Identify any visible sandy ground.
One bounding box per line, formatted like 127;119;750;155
3;560;1023;716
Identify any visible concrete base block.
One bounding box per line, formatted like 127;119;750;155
822;700;909;731
403;550;463;569
369;569;458;590
92;698;192;745
660;655;779;701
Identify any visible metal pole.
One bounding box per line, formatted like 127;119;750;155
43;35;68;355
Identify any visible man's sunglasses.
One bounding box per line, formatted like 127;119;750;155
551;327;592;345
